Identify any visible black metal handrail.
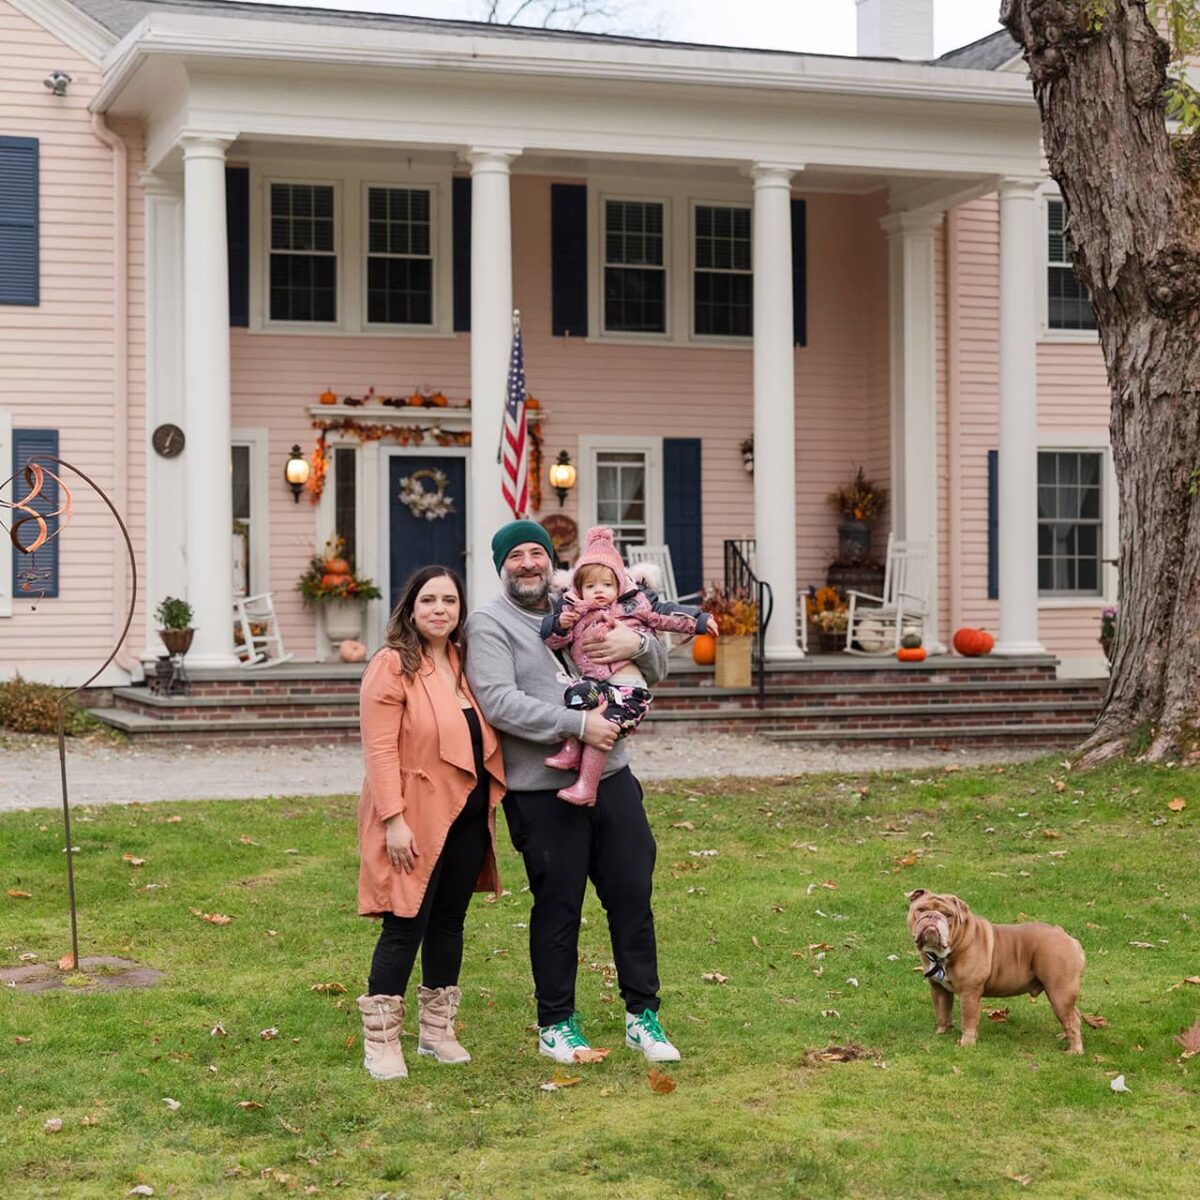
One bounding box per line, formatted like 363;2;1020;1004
723;539;774;709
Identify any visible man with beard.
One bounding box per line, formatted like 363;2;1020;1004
465;520;681;1064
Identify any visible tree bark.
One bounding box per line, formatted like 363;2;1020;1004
1001;0;1200;766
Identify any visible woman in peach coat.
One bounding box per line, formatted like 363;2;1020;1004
356;565;504;1081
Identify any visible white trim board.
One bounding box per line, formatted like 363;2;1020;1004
0;409;11;618
231;427;271;601
7;0;114;65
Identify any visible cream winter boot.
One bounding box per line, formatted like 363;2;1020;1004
417;985;471;1064
356;993;408;1080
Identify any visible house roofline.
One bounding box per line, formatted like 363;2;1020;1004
9;0;116;65
92;10;1037;115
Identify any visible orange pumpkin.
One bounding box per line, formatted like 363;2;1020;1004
407;393;425;407
431;391;448;407
526;396;541;411
692;633;717;666
896;646;927;663
339;639;367;663
952;627;995;657
321;574;344;589
319;387;338;406
324;557;351;577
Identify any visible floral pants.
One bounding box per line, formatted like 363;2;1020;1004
563;677;653;737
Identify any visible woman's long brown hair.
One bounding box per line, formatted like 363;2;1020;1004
383;565;468;684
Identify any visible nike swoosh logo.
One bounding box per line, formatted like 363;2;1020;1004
628;1031;642;1044
540;1036;555;1048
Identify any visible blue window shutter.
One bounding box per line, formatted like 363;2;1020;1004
226;166;249;327
453;176;471;332
551;183;588;337
11;428;59;600
0;136;40;307
663;438;703;598
791;198;806;347
987;449;999;601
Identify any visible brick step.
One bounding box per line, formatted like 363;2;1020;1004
110;687;360;716
642;699;1098;728
755;722;1096;747
89;707;361;743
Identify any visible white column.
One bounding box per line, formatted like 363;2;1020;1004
994;179;1046;656
181;134;238;666
751;165;803;661
466;147;521;607
882;209;943;652
141;171;186;661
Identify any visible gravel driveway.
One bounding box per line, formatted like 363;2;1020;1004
0;733;1046;811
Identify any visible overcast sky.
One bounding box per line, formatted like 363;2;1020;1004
241;0;1005;57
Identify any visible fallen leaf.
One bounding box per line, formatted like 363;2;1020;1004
309;982;347;994
278;1117;303;1134
14;1035;32;1045
344;1034;356;1049
239;835;259;845
260;1168;294;1187
1168;798;1187;812
210;1022;227;1038
572;1047;610;1064
751;936;761;949
1042;829;1061;839
700;971;728;985
237;1099;266;1110
80;1115;99;1127
892;852;920;871
127;1187;155;1197
1082;1013;1109;1029
165;815;183;823
1007;1175;1032;1187
122;854;146;867
987;1008;1010;1023
201;912;233;926
647;1068;677;1094
266;930;278;937
671;821;695;831
18;952;38;962
162;1097;181;1111
1129;941;1157;949
1110;1074;1131;1093
688;849;719;858
260;1027;279;1040
1174;1018;1200;1059
847;977;860;988
821;1009;841;1018
43;1117;64;1133
6;888;31;899
552;1068;582;1087
57;953;76;971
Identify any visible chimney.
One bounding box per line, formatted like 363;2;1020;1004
855;0;934;61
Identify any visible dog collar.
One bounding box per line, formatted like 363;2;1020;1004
923;953;947;983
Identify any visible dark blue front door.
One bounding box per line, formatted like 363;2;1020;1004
388;455;468;608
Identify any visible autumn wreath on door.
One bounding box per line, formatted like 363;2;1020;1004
398;468;456;521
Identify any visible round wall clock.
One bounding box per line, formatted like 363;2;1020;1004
152;423;185;458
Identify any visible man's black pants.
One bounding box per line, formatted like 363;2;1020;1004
503;766;660;1027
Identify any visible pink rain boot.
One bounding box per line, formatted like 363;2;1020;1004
557;745;608;806
544;736;583;771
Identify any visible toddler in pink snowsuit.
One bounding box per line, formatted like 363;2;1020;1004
540;525;718;805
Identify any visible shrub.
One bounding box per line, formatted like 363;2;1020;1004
0;675;94;736
155;596;194;629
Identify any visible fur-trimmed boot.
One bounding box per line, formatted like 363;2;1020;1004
417;985;471;1064
557;745;608;806
544;736;583;771
356;993;408;1080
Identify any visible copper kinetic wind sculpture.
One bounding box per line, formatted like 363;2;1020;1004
1;456;137;970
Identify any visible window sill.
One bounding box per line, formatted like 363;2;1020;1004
1037;596;1110;609
1038;329;1100;345
585;333;753;349
247;324;457;339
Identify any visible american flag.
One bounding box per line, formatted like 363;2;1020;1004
501;316;530;517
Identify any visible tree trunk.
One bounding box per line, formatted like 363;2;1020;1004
1001;0;1200;766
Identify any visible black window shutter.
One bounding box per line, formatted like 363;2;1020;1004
987;449;999;601
551;183;588;337
0;136;40;306
11;428;59;599
663;438;703;598
791;198;806;347
226;166;249;327
453;176;471;332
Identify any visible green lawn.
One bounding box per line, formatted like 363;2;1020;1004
2;758;1199;1199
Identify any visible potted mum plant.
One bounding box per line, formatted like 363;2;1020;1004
298;536;382;643
155;596;195;657
701;584;758;688
827;467;888;565
805;586;849;654
1099;606;1118;663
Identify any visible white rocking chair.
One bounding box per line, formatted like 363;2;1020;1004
233;592;293;667
844;535;931;655
626;544;702;605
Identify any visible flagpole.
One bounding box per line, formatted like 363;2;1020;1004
496;308;521;467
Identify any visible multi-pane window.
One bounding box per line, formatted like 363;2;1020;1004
595;451;647;557
366;186;433;326
1037;450;1103;594
603;199;666;334
269;182;336;322
1047;198;1096;332
694;204;752;337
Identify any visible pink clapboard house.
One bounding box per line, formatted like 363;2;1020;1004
1;0;1114;702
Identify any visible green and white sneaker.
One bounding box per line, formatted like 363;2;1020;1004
538;1014;592;1063
625;1008;681;1062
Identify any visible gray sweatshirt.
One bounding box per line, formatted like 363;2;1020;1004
464;591;669;793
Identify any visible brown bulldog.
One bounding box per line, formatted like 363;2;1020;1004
905;889;1086;1053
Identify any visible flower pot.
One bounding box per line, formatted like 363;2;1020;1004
322;598;364;642
837;519;872;565
816;629;845;655
714;634;753;689
1100;634;1114;662
159;627;194;657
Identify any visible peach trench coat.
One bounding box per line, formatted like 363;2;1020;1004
357;648;505;918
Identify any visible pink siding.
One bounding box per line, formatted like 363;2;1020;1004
947;193;1109;667
0;1;146;681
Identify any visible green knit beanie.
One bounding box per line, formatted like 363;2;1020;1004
491;519;554;574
